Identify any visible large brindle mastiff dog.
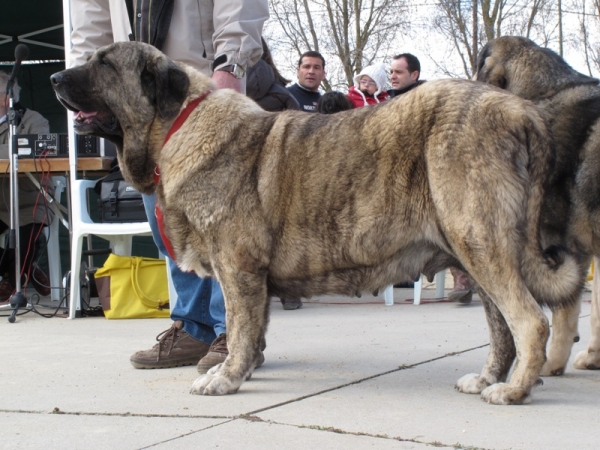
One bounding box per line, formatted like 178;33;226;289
476;36;600;373
51;42;583;404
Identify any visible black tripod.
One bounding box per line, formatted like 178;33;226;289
6;44;30;323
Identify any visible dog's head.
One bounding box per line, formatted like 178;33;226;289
51;42;191;193
476;36;597;100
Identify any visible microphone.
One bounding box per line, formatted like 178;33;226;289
7;44;29;86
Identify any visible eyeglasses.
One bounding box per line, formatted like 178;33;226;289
359;79;377;87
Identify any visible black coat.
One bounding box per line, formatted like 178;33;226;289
247;60;300;112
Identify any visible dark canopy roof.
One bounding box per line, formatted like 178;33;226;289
0;0;66;132
0;0;65;62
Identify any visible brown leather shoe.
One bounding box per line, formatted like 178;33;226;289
196;333;265;374
130;321;211;369
280;297;303;310
0;279;14;302
448;267;473;304
30;264;51;297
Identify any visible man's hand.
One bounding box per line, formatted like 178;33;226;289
212;70;243;93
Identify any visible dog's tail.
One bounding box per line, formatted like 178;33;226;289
519;107;585;308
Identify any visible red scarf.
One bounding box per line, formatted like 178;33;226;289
154;91;211;261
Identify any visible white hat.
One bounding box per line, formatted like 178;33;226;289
353;62;389;97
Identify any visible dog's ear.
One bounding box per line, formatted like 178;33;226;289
143;55;190;120
478;56;507;89
475;44;491;81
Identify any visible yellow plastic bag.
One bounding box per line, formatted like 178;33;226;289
94;254;170;319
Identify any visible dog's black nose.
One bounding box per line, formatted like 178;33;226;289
50;72;65;86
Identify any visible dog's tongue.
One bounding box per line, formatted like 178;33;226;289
75;111;98;121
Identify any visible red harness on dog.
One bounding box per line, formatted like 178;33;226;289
154;91;212;261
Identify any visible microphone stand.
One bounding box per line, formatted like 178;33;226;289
6;75;26;323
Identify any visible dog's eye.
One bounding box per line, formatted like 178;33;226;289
99;58;114;70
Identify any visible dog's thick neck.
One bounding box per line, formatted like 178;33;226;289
151;89;212;190
163;90;212;147
182;64;215;98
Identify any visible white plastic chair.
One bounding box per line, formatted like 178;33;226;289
412;270;446;305
383;270;446;306
65;121;151;318
67;178;152;319
45;175;67;301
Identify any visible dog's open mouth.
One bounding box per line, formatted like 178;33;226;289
75;110;98;124
73;109;121;136
56;95;122;137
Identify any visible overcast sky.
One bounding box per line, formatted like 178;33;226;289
266;3;600;89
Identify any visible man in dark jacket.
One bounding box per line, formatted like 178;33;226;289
277;50;326;310
387;53;425;98
247;39;300;112
287;51;326;112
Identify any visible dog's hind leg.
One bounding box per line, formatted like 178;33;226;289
190;267;269;395
541;301;581;375
574;258;600;370
452;249;549;404
456;289;516;394
476;278;549;405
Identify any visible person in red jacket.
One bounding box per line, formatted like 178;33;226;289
347;63;389;107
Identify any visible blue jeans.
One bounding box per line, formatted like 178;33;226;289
143;193;226;343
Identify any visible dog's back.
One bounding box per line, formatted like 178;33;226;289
251;79;580;307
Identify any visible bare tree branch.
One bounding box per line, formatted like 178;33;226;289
431;0;557;78
267;0;410;90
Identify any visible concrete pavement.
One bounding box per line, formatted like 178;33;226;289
0;287;598;449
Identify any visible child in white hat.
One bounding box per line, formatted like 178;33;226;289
346;62;389;107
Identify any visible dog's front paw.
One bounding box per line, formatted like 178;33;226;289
481;383;532;405
190;373;215;395
190;371;241;396
455;373;490;394
573;349;600;370
206;363;223;375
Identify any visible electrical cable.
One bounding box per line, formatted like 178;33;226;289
0;146;70;316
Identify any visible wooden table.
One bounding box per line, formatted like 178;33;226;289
0;156;114;243
0;157;113;173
